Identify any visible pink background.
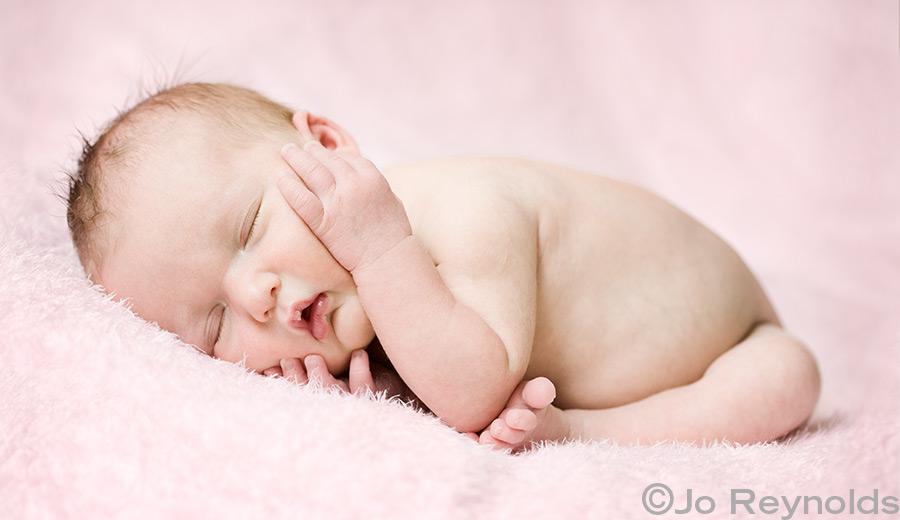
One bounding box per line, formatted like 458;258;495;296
1;1;898;518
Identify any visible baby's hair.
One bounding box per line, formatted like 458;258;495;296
66;83;295;275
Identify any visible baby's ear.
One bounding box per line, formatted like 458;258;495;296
292;111;360;155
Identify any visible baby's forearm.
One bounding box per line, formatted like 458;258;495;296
352;236;518;432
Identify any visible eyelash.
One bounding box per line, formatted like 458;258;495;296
246;205;261;244
213;306;226;346
212;203;261;349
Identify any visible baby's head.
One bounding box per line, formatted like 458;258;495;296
67;83;375;375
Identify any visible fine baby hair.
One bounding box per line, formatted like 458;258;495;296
66;83;294;275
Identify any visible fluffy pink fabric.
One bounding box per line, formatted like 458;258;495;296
2;1;897;518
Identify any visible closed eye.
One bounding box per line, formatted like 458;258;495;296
213;307;225;345
244;200;262;245
208;304;226;354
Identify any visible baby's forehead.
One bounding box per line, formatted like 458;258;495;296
98;154;249;286
97;100;295;241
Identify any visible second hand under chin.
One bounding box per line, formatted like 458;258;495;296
365;335;391;368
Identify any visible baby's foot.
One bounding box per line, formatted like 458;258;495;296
478;377;567;452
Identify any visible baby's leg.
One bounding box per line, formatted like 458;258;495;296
478;377;570;451
568;323;821;444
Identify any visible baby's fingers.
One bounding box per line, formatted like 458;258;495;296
277;173;324;230
305;355;350;393
299;140;360;183
280;143;336;195
263;367;283;378
348;349;376;395
280;358;308;384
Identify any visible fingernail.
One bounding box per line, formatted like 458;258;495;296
281;358;295;371
263;368;279;378
281;143;297;155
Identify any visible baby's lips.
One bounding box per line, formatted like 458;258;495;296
308;293;330;341
288;296;317;330
286;293;330;342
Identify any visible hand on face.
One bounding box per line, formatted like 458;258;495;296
277;138;413;275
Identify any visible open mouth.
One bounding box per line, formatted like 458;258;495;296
290;293;329;341
299;303;313;323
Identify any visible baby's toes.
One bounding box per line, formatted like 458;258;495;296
461;432;480;442
504;408;538;431
478;429;515;451
489;418;528;445
521;377;556;410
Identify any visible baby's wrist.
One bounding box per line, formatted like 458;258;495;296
350;234;418;280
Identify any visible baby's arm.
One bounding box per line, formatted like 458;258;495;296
278;141;537;432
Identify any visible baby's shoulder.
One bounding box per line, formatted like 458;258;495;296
384;155;525;201
383;155;538;188
382;155;628;229
382;156;549;250
382;155;579;208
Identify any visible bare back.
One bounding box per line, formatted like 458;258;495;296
384;157;777;410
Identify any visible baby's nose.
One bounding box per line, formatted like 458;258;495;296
251;275;280;323
226;267;280;323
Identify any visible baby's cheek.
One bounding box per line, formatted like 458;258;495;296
331;299;376;352
221;327;289;372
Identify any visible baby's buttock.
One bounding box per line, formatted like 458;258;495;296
524;167;776;410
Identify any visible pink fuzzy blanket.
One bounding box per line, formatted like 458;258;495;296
2;1;898;518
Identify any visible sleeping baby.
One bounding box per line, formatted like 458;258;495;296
66;83;820;450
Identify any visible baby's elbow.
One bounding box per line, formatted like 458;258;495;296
435;397;506;434
428;338;528;433
431;381;518;434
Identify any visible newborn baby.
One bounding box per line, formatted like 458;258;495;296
67;83;820;450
